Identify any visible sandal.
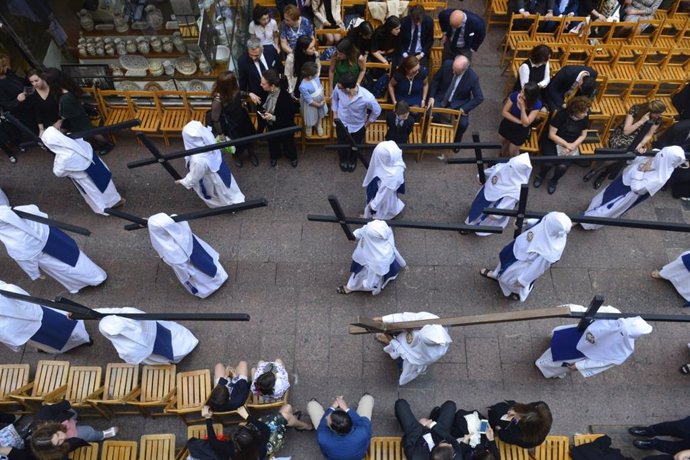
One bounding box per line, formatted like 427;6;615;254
479;268;496;280
509;293;520;301
336;285;349;295
679;363;690;375
650;270;662;279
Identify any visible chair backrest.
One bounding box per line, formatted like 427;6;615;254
0;364;30;400
126;91;162;112
139;434;175;460
155;90;190;110
409;106;427;144
366;436;405;460
558;16;589;42
573;433;604;446
102;363;139;401
425;108;461;144
430;46;443;75
507;12;537;36
187;423;223;439
68;442;99;460
630;18;664;44
586;42;620;68
605;21;638;42
365;102;394;144
532;15;565;42
101;441;137;460
140;365;176;403
95;90;129;116
65;366;102;404
33;360;70;398
586;113;612;141
657;16;688;43
247;389;290;409
560;43;593;66
174;369;211;411
495;438;531;460
535;435;570;460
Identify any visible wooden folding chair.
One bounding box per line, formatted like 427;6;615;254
603;21;638;44
661;16;689;47
590;75;629;118
421;107;460;161
87;363;140;419
496;438;531;460
127;91;165;145
573;433;605;446
579;114;611;155
535;435;570;460
365;103;393;144
186;91;213;124
610;44;647;81
247;388;290;410
101;440;137;460
68;442;99;460
0;364;31;413
157;91;192;140
557;16;590;46
520;110;548;154
531;15;565;45
484;0;509;31
408;106;427;144
341;0;367;18
165;369;211;425
365;436;406;459
429;46;444;76
559;43;594;67
586;42;619;76
304;109;335;143
433;18;442;39
651;80;683;118
501;13;538;68
43;366;103;417
625;77;659;107
629;18;664;47
9;360;69;412
126;364;176;417
95;89;133;144
139;434;175;460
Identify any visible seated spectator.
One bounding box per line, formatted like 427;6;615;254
0;416;30;460
346;21;374;58
533;96;591;194
208;360;251;412
428;54;484;145
277;0;313;19
624;0;663;24
312;0;345;45
509;0;554;17
488;400;552;449
258;69;299;167
370;16;402;65
388;56;429;109
451;406;500;459
328;38;366;89
32;400;118;449
308;394;374;460
30;421;111;460
237;37;282;107
399;5;434;67
280;5;314;54
499;81;544;157
543;64;597;112
285;35;321;97
395;399;462;458
251;359;290;402
385;101;415;145
249;6;279;55
513;44;551;92
437;8;486;61
629;417;690;459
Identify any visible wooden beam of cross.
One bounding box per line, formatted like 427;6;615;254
7;207;91;236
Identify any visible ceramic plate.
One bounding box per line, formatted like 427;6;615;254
119;54;149;71
144;82;163;91
175;56;197;75
162;79;177;90
187;80;206;92
117;81;141;91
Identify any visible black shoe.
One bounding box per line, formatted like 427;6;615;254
234;157;244;168
533;176;543;188
429;406;440;420
547;181;558;194
339;161;348;172
583;169;596;182
453;148;460;153
270;159;277;167
593;176;604;190
249;152;259;167
628;426;656;437
633;439;658;450
291;159;298;168
349;161;357;172
97;143;114;156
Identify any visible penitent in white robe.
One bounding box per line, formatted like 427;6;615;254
0;205;107;294
659;250;690;303
0;186;8;206
362;141;406;220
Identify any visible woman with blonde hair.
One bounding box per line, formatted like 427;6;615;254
584;99;666;189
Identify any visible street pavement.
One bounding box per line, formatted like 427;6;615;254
1;2;690;457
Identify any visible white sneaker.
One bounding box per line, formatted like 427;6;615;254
305;127;313;136
103;426;118;439
316;124;324;136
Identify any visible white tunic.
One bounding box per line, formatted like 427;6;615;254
41;127;122;215
363;141;406;220
179;121;245;208
0;205;107;294
0;280;90;353
382;312;452;385
0;186;8;206
97;307;199;364
148;213;228;299
493;254;551;302
659;250;690;302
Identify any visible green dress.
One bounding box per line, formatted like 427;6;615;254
333;59;360;87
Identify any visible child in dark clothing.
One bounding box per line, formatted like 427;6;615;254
385;101;414;145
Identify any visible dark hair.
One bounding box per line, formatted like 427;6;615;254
231;423;262;460
512;402;552;445
396;55;420;76
27;68;44;79
409;4;425;22
374;16;402;51
530;44;552;65
337;71;357;89
522;81;541;111
475;451;497;460
30;422;72;460
207;384;230;410
380;15;401;33
43;67;82;96
395;100;410;115
252;5;270;24
213;71;240;104
347;21;373;53
262;68;282;87
579;75;598;98
293;35;317;78
430;444;454;460
566;95;592;116
254;369;277;395
329;409;353;434
336;38;360;66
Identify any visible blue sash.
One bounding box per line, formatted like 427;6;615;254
550;325;586;361
216;156;233;188
30;307;77;350
602;176;650;210
42;227;80;267
682;253;690;271
497;240;517;277
350;260;364;274
366;177;405;204
151;322;175;361
84;154;112;193
467;187;498;222
382;259;402;282
189;237;218;277
397;182;405;195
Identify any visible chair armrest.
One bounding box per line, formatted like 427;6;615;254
85;385;105;402
42;385;68;403
121;386;141;402
8;382;34;397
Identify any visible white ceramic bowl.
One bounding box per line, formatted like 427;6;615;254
214;45;230;64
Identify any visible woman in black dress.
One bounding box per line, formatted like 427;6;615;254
0;54;35;163
258;69;299;168
346;21;374;58
488;400;552;449
498;81;543;157
370;16;402;65
26;69;59;137
210;71;259;167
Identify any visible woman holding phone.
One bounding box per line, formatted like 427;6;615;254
451;408;500;459
0;54;36;163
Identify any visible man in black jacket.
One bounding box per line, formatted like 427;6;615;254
543;65;598;112
437;8;486;61
399;5;434;68
395;399;462;460
237;37;283;107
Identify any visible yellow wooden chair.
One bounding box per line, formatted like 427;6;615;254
341;0;367;17
87;363;140;419
628;18;664;47
101;440;137;460
495;437;531;460
590;74;630;119
433;18;442;39
165;369;211;425
421;107;460;161
365;103;394;144
649;81;683;119
484;0;509;31
127;91;165;145
603;21;640;44
624;78;659;107
126;364;176;417
0;364;31;413
139;434;175;460
9;360;70;412
430;46;444;76
366;436;406;459
408;106;427;146
557;16;590;46
520;110;548;155
304;108;335;143
95;89;133;144
157;91;192;140
586;42;619;77
559;43;593;67
580;114;612;155
531;15;566;45
660;16;689;47
573;433;605;446
611;44;647;81
68;442;99;460
501;13;538;68
43;365;103;417
535;435;570;460
186;91;213;124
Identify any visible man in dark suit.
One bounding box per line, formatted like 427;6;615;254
395;399;462;460
509;0;554;16
437;8;486;61
428;54;484;144
237;37;282;106
655;119;690;151
399;5;434;68
543;65;598;112
386;101;415;145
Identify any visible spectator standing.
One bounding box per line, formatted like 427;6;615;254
237;37;282;107
0;54;35;163
258;69;299;167
280;5;314;54
499;81;544;157
437;9;486;61
299;62;328;136
308;394;374;460
26;69;59;138
328;38;366;90
399;5;434;67
543;65;597;112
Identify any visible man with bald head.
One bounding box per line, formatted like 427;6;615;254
428;54;484;145
438;8;486;61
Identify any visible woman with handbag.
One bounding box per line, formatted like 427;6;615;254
210;71;259;167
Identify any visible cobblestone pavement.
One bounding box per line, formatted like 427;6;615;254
1;1;690;457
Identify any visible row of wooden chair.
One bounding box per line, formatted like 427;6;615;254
0;361;286;425
365;434;606;460
69;435;175;460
